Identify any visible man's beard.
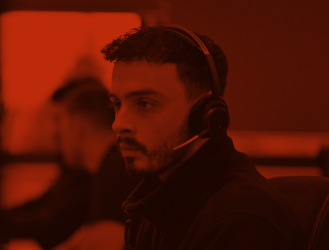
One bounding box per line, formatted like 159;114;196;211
116;122;193;179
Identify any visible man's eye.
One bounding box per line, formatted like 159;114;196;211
109;101;121;111
138;101;153;109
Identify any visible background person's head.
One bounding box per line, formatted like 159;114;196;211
52;77;116;174
102;26;228;179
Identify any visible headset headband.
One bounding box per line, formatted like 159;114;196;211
160;24;221;100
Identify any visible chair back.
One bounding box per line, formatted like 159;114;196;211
269;176;329;250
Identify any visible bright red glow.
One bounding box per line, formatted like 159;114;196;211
0;11;140;154
1;11;141;111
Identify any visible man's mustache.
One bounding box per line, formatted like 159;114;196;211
116;137;148;155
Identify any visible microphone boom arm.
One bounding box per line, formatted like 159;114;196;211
172;129;210;150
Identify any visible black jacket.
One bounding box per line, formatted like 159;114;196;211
123;133;305;250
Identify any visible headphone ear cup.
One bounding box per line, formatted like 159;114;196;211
189;95;230;137
202;97;230;134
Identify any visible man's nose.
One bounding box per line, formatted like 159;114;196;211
112;108;135;135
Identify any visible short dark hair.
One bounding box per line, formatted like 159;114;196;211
52;77;114;128
101;26;228;99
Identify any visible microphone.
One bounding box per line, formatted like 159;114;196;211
172;129;209;150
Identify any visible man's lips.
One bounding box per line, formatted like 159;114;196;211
116;137;148;155
118;143;141;157
118;143;139;150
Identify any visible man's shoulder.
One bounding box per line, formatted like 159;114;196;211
205;164;284;214
201;163;297;225
184;163;304;249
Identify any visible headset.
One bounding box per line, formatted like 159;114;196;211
159;24;230;150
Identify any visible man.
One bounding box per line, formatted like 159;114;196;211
101;25;305;250
0;78;138;250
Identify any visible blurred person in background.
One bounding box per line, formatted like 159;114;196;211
0;77;138;250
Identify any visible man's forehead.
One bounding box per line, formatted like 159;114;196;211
110;60;185;99
112;60;179;81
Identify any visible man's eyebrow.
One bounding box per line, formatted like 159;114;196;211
126;89;164;98
108;92;118;99
108;89;164;99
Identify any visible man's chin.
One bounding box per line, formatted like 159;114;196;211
124;157;160;179
122;142;191;179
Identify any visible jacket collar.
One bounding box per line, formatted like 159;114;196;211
122;132;249;242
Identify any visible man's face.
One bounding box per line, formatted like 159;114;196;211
109;60;195;178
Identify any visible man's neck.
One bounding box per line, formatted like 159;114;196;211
157;137;210;182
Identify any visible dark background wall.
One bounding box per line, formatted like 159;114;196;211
171;0;329;132
1;0;328;132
